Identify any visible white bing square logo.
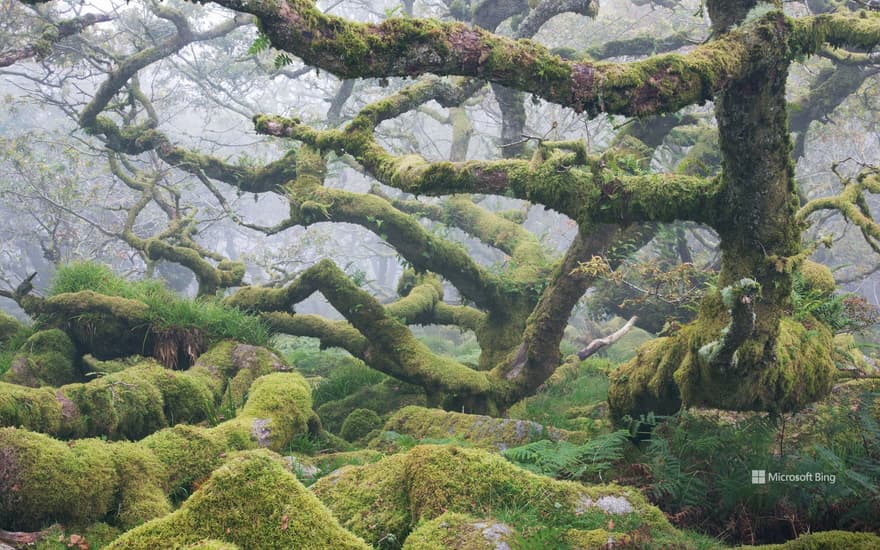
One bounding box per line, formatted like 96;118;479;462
751;470;766;484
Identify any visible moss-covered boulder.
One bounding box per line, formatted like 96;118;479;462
2;329;78;387
0;311;23;345
194;341;292;409
311;444;674;547
0;372;313;531
753;530;880;549
0;342;296;440
402;513;516;549
340;408;382;442
379;406;583;450
106;451;369;550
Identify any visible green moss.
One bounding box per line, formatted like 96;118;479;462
402;513;515;549
0;429;122;530
753;530;880;549
311;452;411;545
316;377;425;433
0;311;23;344
340;408;382;442
609;296;836;419
106;451;369;550
30;523;123;550
380;406;583;450
1;372;313;530
312;444;673;546
798;260;835;296
0;359;218;440
2;329;78;387
44;263;270;359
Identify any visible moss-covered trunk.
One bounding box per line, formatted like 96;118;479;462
608;6;836;419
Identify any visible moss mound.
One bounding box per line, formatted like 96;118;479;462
0;341;294;440
106;451;369;550
312;444;673;546
0;311;23;345
39;262;268;363
402;512;516;549
0;371;313;531
2;329;78;387
340;408;382;442
754;530;880;549
798;260;836;296
381;405;582;450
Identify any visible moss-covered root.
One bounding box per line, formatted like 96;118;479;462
608;312;836;420
752;530;880;549
378;405;584;450
106;451;369;550
0;372;312;531
0;341;291;440
1;329;78;387
311;444;674;546
402;512;517;549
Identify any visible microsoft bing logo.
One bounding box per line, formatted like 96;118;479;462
751;470;766;484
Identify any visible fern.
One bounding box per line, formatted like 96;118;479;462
502;430;629;480
248;33;270;55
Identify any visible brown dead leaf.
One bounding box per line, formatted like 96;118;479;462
281;514;289;530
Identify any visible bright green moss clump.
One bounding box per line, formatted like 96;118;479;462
106;451;369;550
0;311;22;344
312;444;674;546
0;372;313;531
402;512;516;549
340;408;382;442
754;530;880;549
0;345;289;440
381;405;582;450
2;329;78;387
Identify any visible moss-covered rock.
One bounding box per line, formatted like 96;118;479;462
194;342;291;409
105;451;369;550
0;311;23;345
340;408;382;442
752;530;880;549
379;405;583;450
312;444;674;546
0;372;313;530
402;512;516;549
0;342;295;441
2;329;78;387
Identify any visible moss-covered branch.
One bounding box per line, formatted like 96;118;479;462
0;13;110;67
255;115;721;228
0;371;313;530
213;0;799;117
228;259;497;398
797;169;880;253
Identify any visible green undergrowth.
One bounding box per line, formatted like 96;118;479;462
617;385;880;545
274;335;360;377
508;357;614;433
0;323;35;377
411;326;482;366
312;360;387;408
49;262;270;346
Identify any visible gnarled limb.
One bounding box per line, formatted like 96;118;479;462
0;12;110;67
